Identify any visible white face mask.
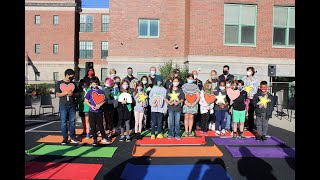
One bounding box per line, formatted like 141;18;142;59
193;75;198;79
247;71;252;76
150;71;156;75
173;82;179;87
111;74;116;78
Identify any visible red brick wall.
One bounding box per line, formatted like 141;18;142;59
109;0;187;57
189;0;295;58
79;11;110;65
25;10;76;62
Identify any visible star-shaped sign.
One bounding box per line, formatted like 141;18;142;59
245;85;253;95
257;94;271;109
168;90;180;102
138;92;148;104
215;92;226;104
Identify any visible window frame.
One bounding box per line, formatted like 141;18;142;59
101;68;108;82
53;72;59;81
101;14;109;32
35;44;40;54
101;41;109;59
272;6;295;48
79;41;93;59
223;4;257;47
35;15;40;25
53;44;59;54
80;14;94;32
53;15;59;25
35;72;40;81
138;19;160;38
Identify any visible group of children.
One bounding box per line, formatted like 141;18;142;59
58;67;276;146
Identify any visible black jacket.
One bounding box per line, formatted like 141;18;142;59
252;92;275;119
218;74;234;82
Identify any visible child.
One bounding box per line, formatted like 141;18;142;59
165;77;185;140
116;80;133;142
182;74;200;137
133;81;148;140
231;80;248;139
224;79;233;132
214;80;230;136
78;79;91;139
199;80;215;136
252;81;275;141
103;78;118;138
149;76;167;139
85;77;110;146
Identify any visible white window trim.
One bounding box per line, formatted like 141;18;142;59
138;19;160;38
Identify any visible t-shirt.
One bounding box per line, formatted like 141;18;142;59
85;89;106;113
166;88;185;112
123;75;136;83
55;80;79;106
78;87;91;113
233;90;248;111
214;90;230;111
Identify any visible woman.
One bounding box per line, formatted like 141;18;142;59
241;66;259;131
83;68;100;87
165;69;176;89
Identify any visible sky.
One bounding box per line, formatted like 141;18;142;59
81;0;109;8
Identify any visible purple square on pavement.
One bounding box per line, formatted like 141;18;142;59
212;136;285;146
225;146;295;158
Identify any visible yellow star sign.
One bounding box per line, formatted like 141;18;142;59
245;85;253;95
215;92;226;104
168;90;180;102
138;92;148;104
257;94;271;109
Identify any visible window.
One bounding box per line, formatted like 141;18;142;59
101;68;108;82
102;15;109;32
79;41;93;59
53;72;59;81
35;44;40;54
80;14;93;32
53;44;59;54
79;68;86;79
35;72;40;81
224;4;257;45
273;7;295;47
35;15;40;24
101;41;108;59
138;19;160;38
53;15;59;25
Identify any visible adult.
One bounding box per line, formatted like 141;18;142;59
55;69;79;144
218;65;234;83
148;66;161;88
109;68;117;80
192;70;203;90
165;69;176;89
123;67;137;83
208;70;219;91
241;67;259;131
83;68;100;87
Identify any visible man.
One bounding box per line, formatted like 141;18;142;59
192;70;203;90
218;65;234;82
148;66;161;88
55;69;79;144
123;67;137;83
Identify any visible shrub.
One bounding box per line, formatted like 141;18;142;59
158;60;189;83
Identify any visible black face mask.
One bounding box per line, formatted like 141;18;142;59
223;71;228;75
69;76;74;81
115;82;120;86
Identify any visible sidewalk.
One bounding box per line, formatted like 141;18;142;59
25;97;295;132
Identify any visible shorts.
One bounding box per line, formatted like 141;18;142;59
232;110;245;123
79;112;89;117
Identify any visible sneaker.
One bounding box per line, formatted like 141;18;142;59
119;136;125;142
261;135;267;141
151;135;156;140
101;138;111;143
168;136;173;140
221;129;226;136
256;135;262;141
188;132;194;137
239;132;246;139
70;138;80;143
126;136;131;142
92;139;98;146
157;134;164;139
175;136;181;140
215;130;220;136
86;133;90;139
61;138;68;145
232;132;237;139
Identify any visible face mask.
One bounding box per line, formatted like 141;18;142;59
260;87;268;93
122;84;128;90
137;87;143;92
247;71;252;76
173;82;179;87
91;85;97;89
237;86;243;91
157;81;162;86
211;76;217;79
193;75;198;79
115;82;120;86
219;86;225;90
187;79;194;84
88;71;94;76
111;74;116;79
128;71;133;76
207;86;211;90
223;70;228;75
150;71;156;75
226;83;231;87
68;76;74;81
142;80;147;85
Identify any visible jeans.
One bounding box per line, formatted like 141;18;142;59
225;112;231;130
168;110;181;137
59;105;76;139
215;110;227;131
151;112;163;135
255;113;269;136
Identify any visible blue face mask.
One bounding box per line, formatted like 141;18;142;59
157;81;162;86
219;86;225;90
187;79;194;84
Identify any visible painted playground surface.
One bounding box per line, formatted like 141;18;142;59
25;112;295;180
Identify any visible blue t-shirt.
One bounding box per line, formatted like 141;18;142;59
85;89;106;113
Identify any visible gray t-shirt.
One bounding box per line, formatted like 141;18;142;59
55;80;79;107
166;88;185;112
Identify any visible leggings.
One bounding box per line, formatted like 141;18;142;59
134;111;144;133
201;113;210;132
